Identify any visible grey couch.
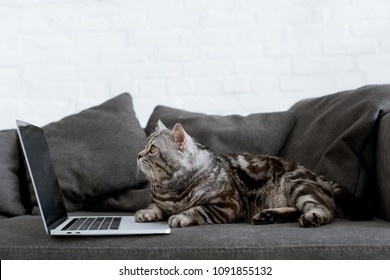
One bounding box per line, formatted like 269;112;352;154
1;85;390;260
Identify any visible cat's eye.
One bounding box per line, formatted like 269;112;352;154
149;145;157;155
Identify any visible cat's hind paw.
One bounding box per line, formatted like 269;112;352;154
298;212;321;227
252;211;275;225
252;207;301;225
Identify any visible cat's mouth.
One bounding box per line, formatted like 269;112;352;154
137;159;151;175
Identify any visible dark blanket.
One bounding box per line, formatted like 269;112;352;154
279;85;390;220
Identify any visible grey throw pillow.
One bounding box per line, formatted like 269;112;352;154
279;85;390;218
0;130;28;217
146;106;296;156
28;93;149;213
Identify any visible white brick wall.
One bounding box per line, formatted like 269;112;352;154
1;0;390;129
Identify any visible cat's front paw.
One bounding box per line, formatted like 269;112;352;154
168;214;194;228
135;208;163;222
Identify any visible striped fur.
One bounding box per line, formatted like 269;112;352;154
135;121;371;228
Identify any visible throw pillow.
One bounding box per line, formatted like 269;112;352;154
146;106;296;156
28;93;148;213
279;84;390;219
0;130;28;217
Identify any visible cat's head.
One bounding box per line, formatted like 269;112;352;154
137;120;200;187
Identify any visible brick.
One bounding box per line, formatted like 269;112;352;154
146;13;200;28
138;79;167;96
19;15;52;33
255;7;313;24
80;16;111;31
287;23;349;41
73;32;127;50
23;66;73;83
69;50;101;64
0;35;20;50
223;77;251;94
0;100;20;129
127;63;181;78
0;6;19;33
331;1;390;21
31;84;82;100
236;26;287;43
0;51;23;66
201;11;255;26
127;29;182;47
293;0;350;7
181;28;234;46
294;57;355;74
351;21;390;37
322;40;378;55
235;58;292;75
251;76;280;93
83;82;110;98
193;78;223;95
356;54;390;73
183;0;241;12
166;79;194;94
281;75;336;92
111;80;139;96
98;48;147;63
151;47;202;62
73;64;127;81
110;15;146;30
265;42;321;56
181;61;233;77
23;34;73;49
205;44;263;60
0;68;22;82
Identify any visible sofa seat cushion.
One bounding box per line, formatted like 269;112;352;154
1;214;389;259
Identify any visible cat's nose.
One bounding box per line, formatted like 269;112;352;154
137;152;143;160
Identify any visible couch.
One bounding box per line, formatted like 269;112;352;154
1;85;390;260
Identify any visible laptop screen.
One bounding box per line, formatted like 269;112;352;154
17;120;68;232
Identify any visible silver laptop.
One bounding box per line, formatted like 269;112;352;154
16;120;170;236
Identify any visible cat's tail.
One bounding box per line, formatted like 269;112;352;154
332;184;373;221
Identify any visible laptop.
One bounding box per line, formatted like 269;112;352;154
16;120;170;236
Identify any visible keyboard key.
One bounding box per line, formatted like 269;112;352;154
79;218;95;230
68;218;87;231
99;217;113;230
110;217;121;230
61;218;77;231
89;217;104;230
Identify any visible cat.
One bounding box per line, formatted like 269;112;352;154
135;120;372;228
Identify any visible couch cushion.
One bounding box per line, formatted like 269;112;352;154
27;93;149;213
376;113;390;221
1;214;390;259
0;130;27;217
279;85;390;216
146;106;296;155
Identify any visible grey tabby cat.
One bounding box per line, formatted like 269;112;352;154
135;121;372;228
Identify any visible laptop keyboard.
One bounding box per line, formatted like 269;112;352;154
61;217;121;231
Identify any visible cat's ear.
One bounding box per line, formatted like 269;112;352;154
156;120;168;132
173;123;188;150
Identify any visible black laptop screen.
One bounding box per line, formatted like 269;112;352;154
17;120;67;231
